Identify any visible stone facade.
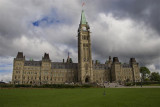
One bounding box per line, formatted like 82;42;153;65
12;10;141;85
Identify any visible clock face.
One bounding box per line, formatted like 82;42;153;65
82;26;86;31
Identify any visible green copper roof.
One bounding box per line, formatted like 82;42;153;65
81;10;87;24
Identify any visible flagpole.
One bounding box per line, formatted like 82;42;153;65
82;2;85;10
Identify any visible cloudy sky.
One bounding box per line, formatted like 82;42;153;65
0;0;160;82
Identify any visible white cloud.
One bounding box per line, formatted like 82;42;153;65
0;57;13;82
91;13;160;61
147;64;159;73
0;72;12;83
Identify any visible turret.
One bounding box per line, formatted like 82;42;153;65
111;57;121;82
42;53;51;62
41;53;51;84
129;58;140;83
129;58;137;66
66;52;73;63
16;52;25;60
113;57;119;63
105;56;112;64
12;52;25;84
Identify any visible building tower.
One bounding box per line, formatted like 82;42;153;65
78;10;93;83
12;52;25;84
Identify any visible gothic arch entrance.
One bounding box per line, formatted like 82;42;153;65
85;76;90;83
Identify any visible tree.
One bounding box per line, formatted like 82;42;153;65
150;72;160;81
140;67;151;81
144;78;150;81
126;78;130;82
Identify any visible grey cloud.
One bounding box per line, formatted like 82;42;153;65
89;13;160;71
0;0;160;82
87;0;160;35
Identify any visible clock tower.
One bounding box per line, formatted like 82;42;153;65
78;10;93;83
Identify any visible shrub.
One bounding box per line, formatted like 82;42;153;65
0;83;95;88
14;84;32;88
0;84;13;88
125;82;132;86
39;84;93;88
136;81;160;85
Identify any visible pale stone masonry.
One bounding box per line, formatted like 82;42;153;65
12;10;141;85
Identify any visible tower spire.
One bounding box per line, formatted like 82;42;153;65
80;10;87;24
78;9;93;83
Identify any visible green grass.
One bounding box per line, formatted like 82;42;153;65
0;88;160;107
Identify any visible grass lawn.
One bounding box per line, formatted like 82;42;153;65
0;88;160;107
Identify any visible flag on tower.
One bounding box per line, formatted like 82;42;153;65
82;2;85;7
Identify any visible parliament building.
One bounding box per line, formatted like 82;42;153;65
12;10;141;85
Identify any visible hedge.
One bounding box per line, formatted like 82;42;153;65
135;81;160;85
0;84;94;88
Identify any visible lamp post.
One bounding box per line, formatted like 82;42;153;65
103;75;106;96
140;73;142;87
103;82;106;96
